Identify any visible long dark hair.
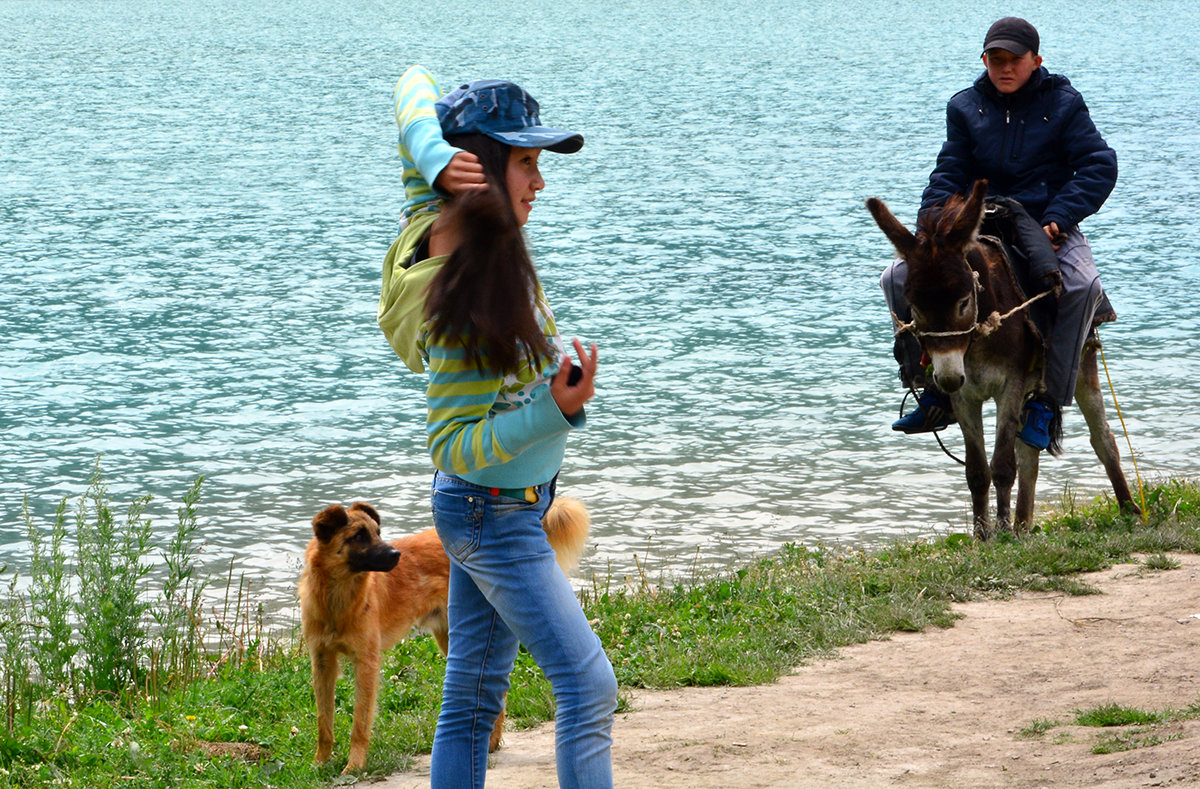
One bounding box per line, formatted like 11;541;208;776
424;133;551;375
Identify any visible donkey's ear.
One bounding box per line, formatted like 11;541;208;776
944;180;988;249
866;197;918;261
312;505;348;543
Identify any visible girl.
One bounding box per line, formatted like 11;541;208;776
378;66;616;789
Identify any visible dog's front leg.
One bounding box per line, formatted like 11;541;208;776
343;650;382;773
311;648;338;764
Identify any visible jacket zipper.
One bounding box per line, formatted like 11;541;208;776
1004;103;1014;160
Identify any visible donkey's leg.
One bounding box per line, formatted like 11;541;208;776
1014;442;1041;534
1075;345;1140;514
955;398;993;539
990;383;1026;535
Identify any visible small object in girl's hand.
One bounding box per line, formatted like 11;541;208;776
567;365;583;386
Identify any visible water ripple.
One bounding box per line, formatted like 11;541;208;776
2;0;1198;617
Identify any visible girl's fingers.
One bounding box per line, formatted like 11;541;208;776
571;339;598;375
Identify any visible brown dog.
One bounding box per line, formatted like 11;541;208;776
298;497;590;773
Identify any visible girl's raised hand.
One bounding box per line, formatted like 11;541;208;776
434;151;487;195
551;339;598;418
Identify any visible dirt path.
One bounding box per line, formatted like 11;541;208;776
373;555;1200;788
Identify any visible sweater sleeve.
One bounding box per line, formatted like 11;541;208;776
394;65;459;219
920;100;976;219
1040;96;1118;231
424;335;573;477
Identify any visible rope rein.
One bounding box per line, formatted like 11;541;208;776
1096;329;1148;522
901;386;966;466
891;286;1055;340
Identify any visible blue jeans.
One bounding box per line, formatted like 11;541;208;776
429;471;617;789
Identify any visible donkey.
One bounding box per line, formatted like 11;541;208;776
867;180;1138;538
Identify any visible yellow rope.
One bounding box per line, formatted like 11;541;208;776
1096;329;1148;522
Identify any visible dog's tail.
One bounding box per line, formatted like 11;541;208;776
542;497;589;575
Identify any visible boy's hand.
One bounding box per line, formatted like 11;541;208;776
551;339;598;418
1042;221;1066;250
434;151;487;195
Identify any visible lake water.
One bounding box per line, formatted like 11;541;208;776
3;0;1198;612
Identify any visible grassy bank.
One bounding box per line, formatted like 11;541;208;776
1;472;1197;787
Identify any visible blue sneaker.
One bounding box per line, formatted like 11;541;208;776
1018;398;1055;450
892;389;956;433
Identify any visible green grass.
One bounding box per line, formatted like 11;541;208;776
1142;552;1180;571
1016;717;1061;738
1017;700;1200;754
2;471;1199;786
1091;730;1179;754
1074;703;1165;728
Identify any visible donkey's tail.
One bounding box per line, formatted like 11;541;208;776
1047;402;1064;457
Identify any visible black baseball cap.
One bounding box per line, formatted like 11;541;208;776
982;17;1039;56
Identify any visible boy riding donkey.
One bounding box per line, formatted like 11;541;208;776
881;17;1118;454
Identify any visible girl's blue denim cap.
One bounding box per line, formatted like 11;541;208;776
435;79;584;154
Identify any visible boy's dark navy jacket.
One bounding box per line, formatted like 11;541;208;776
921;66;1117;232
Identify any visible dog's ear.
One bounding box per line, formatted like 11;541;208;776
312;505;348;543
348;502;380;525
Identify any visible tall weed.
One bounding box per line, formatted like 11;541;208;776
0;568;33;734
25;495;76;694
72;466;154;695
150;476;207;693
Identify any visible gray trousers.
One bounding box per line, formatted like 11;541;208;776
880;227;1103;408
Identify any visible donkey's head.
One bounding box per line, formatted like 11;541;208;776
867;180;988;394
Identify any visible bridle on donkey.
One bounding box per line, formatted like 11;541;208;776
890;249;1055;465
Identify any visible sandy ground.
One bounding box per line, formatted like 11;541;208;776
372;554;1200;789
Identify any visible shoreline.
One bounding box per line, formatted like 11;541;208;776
376;554;1200;788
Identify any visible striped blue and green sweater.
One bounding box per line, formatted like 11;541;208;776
378;65;582;489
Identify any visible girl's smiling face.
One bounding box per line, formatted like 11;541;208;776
506;146;545;226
